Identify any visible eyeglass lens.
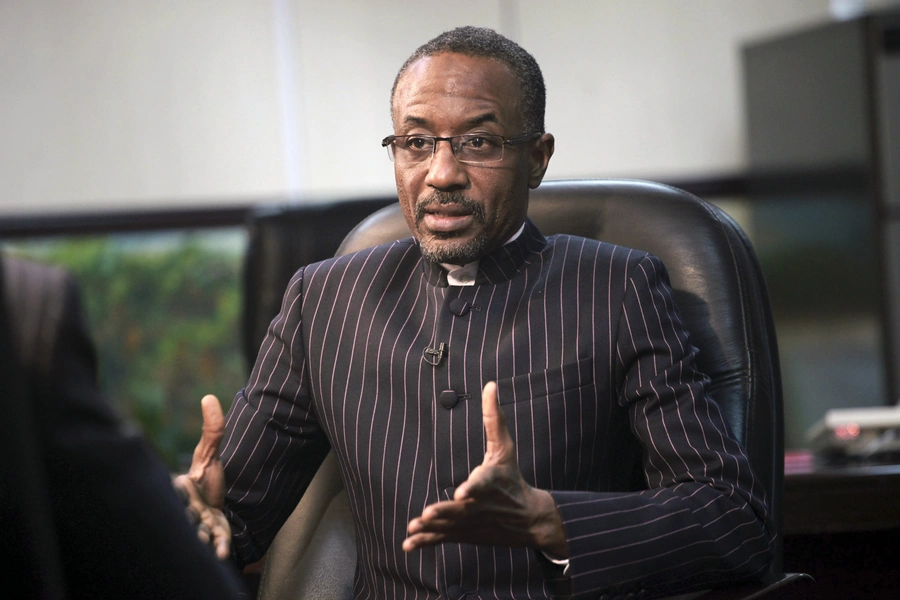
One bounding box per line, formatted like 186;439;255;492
391;135;505;164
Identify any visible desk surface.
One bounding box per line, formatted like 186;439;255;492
783;456;900;535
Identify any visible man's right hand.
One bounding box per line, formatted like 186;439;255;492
173;394;232;560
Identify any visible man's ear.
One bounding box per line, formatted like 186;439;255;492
527;133;555;189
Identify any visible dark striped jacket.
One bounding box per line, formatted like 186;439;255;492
222;220;774;599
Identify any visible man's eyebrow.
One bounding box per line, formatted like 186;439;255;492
402;116;428;127
467;113;500;127
400;113;501;129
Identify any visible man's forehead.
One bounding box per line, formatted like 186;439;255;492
397;52;510;87
392;53;521;119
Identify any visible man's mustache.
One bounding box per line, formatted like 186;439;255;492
414;192;485;223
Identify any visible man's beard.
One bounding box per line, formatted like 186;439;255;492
414;191;488;265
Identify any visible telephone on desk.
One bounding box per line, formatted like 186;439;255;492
807;404;900;466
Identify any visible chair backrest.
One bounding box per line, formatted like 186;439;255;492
257;179;785;599
242;196;396;371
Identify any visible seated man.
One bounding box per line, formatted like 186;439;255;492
0;254;246;599
179;26;774;599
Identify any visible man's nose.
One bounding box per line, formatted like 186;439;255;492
424;139;469;190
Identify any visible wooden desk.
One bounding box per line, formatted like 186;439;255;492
782;458;900;598
784;461;900;535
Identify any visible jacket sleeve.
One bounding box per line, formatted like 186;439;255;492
549;254;775;599
221;267;331;566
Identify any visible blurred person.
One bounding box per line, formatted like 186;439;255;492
0;253;247;599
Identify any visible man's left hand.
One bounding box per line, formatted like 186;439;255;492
403;381;568;558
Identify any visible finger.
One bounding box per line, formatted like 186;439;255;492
406;500;466;540
197;522;212;544
173;474;199;505
211;519;232;560
417;500;470;524
189;395;224;477
214;536;231;560
184;504;201;527
481;381;513;463
199;394;225;453
403;531;446;552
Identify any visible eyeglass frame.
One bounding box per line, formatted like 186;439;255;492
380;131;543;165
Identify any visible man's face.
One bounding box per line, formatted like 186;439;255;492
390;52;553;265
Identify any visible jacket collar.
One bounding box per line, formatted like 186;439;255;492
417;218;547;287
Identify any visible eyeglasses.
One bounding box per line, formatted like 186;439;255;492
381;132;542;165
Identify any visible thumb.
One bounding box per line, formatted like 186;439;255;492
201;393;225;442
188;394;225;482
481;381;514;464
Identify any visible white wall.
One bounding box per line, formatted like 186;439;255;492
1;0;898;215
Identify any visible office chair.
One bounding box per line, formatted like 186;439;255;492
255;179;813;599
242;197;396;372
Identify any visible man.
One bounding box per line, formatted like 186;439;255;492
181;26;774;598
0;254;247;599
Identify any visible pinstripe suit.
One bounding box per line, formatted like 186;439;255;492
222;220;773;599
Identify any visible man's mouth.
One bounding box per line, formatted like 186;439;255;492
421;204;475;233
415;193;485;234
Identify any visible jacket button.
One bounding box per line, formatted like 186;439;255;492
449;298;471;316
446;584;466;599
439;390;460;409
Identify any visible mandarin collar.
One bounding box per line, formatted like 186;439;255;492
417;218;547;287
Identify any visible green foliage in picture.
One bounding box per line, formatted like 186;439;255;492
4;229;248;471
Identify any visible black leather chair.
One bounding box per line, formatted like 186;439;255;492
256;179;813;599
242;196;396;372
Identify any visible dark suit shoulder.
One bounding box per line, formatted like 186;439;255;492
1;255;80;378
542;233;654;270
2;254;72;298
297;237;420;284
327;236;417;266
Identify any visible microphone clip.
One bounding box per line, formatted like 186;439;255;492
423;342;447;366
